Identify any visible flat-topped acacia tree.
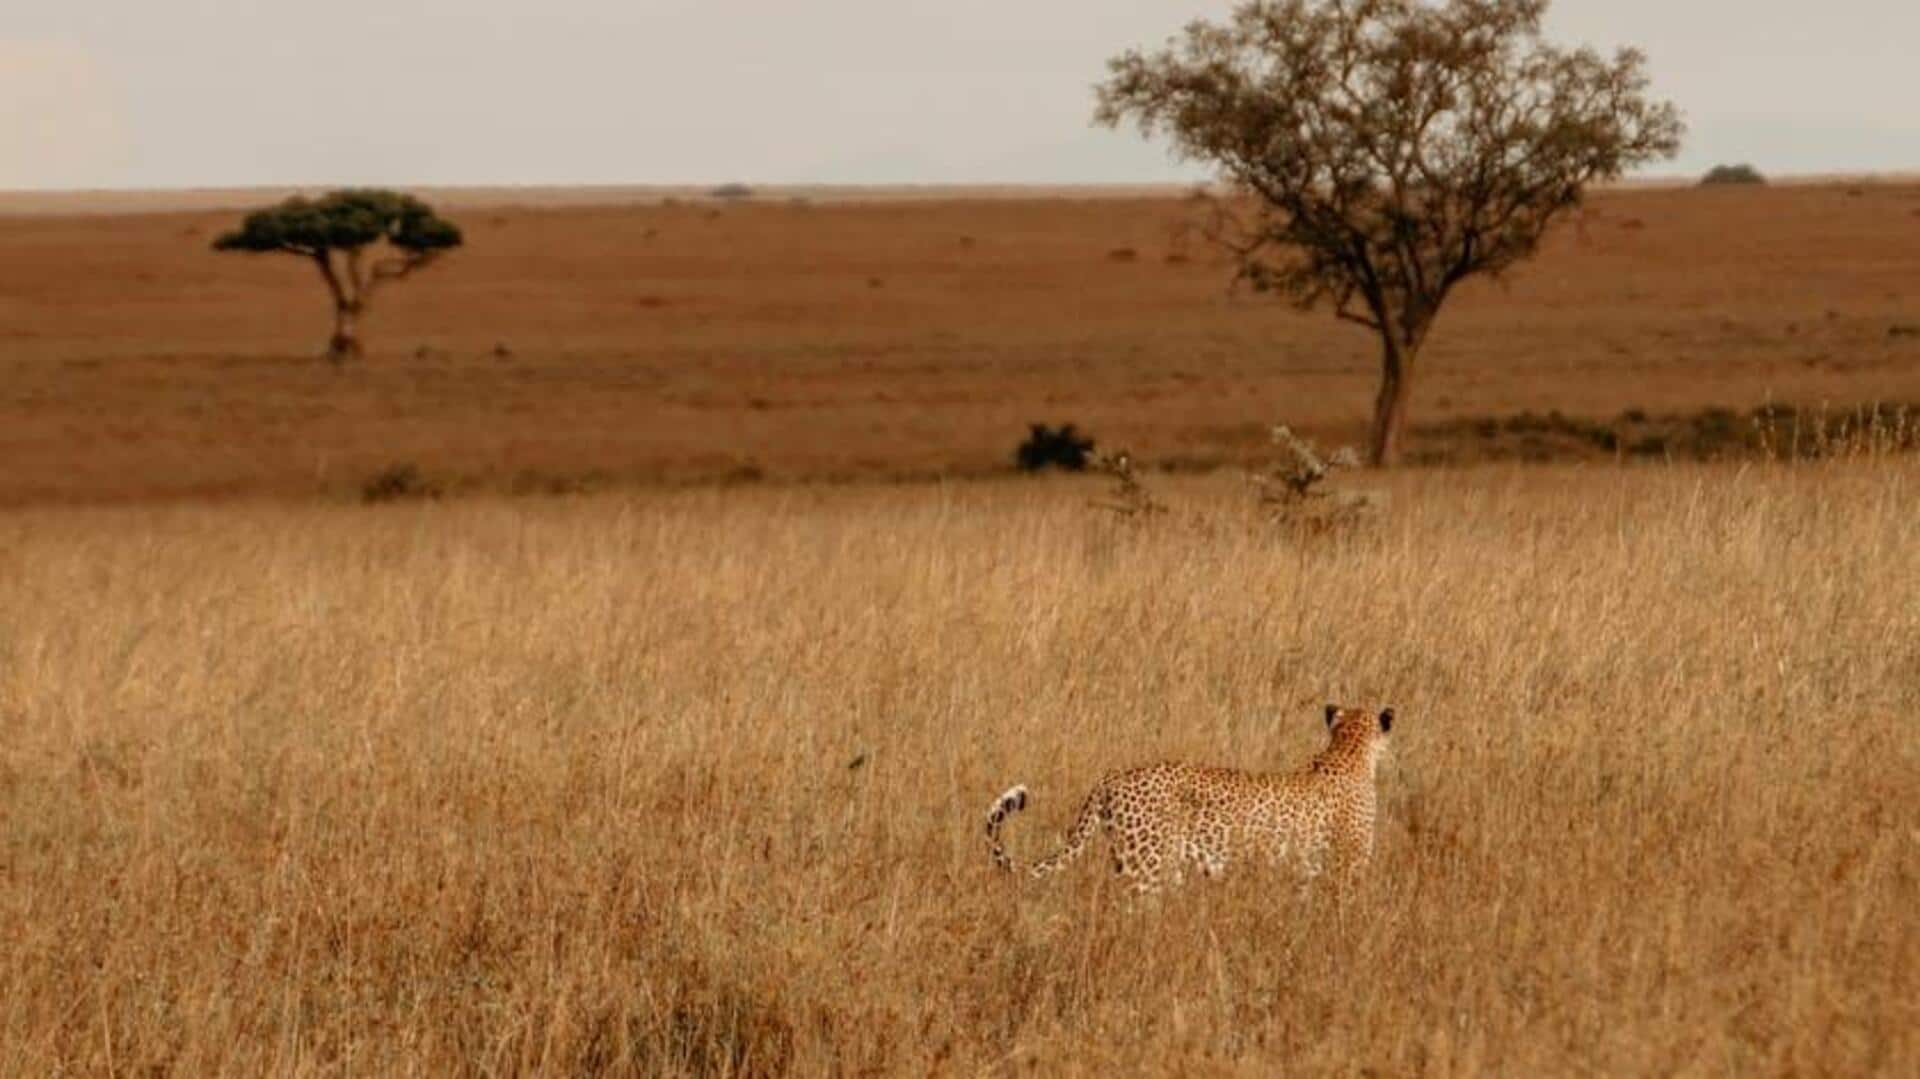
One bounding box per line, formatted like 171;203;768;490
213;189;463;363
1097;0;1682;465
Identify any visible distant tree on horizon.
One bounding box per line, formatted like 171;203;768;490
1700;163;1765;186
213;189;463;363
1097;0;1683;466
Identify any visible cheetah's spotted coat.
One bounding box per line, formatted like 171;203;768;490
985;704;1393;892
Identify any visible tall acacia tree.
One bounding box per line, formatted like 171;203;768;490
1097;0;1682;465
214;189;463;363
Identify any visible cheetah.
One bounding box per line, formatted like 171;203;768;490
985;704;1393;892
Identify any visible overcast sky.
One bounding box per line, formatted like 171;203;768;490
4;1;1916;189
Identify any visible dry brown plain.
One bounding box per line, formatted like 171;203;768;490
0;461;1914;1073
1;183;1917;503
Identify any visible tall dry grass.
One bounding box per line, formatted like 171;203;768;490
0;461;1914;1075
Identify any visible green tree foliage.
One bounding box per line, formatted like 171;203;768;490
1097;0;1683;465
214;189;463;362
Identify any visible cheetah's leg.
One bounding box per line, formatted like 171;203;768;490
1195;843;1228;880
1188;821;1232;880
1121;831;1177;894
1300;841;1325;882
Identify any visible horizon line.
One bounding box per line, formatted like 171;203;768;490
4;171;1916;217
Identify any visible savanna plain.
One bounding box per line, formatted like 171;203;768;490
0;186;1916;1075
2;183;1918;501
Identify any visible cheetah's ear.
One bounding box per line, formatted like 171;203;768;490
1324;703;1340;728
1379;708;1394;733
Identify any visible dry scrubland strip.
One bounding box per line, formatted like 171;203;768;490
0;463;1915;1073
0;184;1203;217
5;175;1918;215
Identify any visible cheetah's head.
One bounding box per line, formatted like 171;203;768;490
1323;703;1394;755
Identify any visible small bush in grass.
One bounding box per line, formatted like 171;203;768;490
1691;407;1741;448
361;463;440;503
1090;450;1167;518
507;470;599;497
1249;425;1382;531
1751;401;1918;459
1015;423;1096;472
1701;163;1766;186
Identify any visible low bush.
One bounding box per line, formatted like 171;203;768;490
1700;163;1765;185
361;463;441;503
1015;423;1096;472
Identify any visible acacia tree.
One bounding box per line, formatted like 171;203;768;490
213;189;463;362
1097;0;1682;465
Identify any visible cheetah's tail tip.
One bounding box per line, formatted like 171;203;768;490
985;785;1031;873
987;785;1028;825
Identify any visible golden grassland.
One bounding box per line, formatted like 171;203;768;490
1;457;1914;1074
3;183;1918;503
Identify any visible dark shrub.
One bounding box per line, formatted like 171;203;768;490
1701;164;1766;186
361;463;440;503
1016;423;1096;471
1692;407;1740;437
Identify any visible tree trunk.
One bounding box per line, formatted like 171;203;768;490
327;302;364;364
1368;333;1417;467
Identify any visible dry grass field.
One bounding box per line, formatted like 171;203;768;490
2;456;1914;1073
2;183;1918;503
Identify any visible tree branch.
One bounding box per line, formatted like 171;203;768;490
1333;301;1382;330
370;251;439;284
310;251;347;311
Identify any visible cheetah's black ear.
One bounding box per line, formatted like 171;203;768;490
1379;708;1394;733
1324;703;1340;728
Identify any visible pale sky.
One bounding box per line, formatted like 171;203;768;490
4;1;1917;190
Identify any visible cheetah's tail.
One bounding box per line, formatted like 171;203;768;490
985;782;1104;879
985;785;1029;873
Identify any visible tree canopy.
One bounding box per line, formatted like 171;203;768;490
213;189;463;361
214;189;462;259
1096;0;1683;464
